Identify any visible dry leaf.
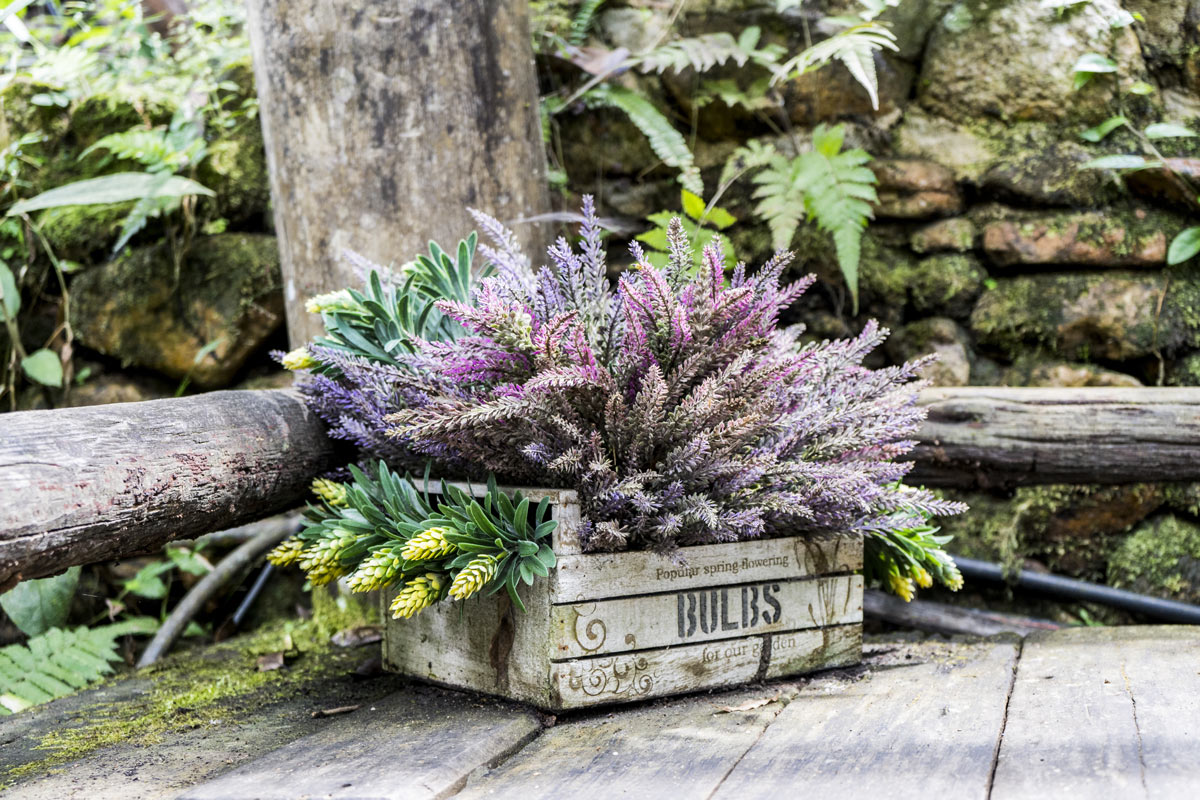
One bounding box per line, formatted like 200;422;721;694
716;694;778;713
332;625;383;648
256;652;285;672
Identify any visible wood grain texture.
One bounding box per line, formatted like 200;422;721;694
992;626;1200;800
0;389;335;590
909;386;1200;487
552;533;861;602
177;688;544;800
864;589;1062;638
711;637;1019;800
455;685;796;800
246;0;550;346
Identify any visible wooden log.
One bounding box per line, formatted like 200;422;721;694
908;386;1200;487
863;589;1062;638
246;0;551;346
0;389;335;591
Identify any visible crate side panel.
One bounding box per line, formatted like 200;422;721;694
552;534;860;602
548;623;861;710
550;574;862;659
383;581;552;706
766;624;863;679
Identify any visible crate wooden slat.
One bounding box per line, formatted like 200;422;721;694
383;487;863;710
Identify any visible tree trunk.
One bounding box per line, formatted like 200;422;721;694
246;0;550;345
0;390;335;591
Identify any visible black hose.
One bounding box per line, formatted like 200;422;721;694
954;556;1200;625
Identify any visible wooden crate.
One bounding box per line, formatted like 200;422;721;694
382;487;863;710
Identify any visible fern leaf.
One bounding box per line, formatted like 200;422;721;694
588;86;703;195
770;22;898;110
0;618;156;715
568;0;606;47
794;124;877;313
751;153;807;253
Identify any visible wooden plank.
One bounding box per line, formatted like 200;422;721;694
455;685;798;800
864;588;1062;638
992;625;1200;800
551;574;862;658
178;689;544;800
711;637;1019;800
0;389;335;591
552;533;861;602
909;386;1200;488
549;624;860;709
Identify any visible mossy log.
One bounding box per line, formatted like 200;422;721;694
0;389;335;591
910;387;1200;488
6;387;1200;586
246;0;550;346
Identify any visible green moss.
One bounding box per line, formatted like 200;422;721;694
197;117;270;224
36;202;131;263
1109;515;1200;603
2;620;349;785
311;584;380;640
908;253;986;318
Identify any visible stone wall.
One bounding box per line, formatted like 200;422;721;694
559;0;1200;613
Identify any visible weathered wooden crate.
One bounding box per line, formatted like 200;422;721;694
383;487;863;710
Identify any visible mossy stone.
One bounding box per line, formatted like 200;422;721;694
1109;515;1200;604
35;203;132;264
908;253;986;318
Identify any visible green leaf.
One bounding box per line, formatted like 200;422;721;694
1127;81;1156;96
7;172;214;215
1145;123;1198;139
1080;154;1160;170
123;562;174;600
681;190;707;222
0;262;19;321
1168;227;1200;266
0;568;80;637
1073;53;1118;74
1078;116;1127;142
21;349;64;387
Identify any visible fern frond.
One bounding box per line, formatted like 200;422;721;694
636;28;783;75
750;153;807;254
587;86;703;196
770;22;898;110
568;0;606;47
0;618;157;715
794;124;877;313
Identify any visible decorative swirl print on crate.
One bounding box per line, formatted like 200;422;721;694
568;655;657;698
571;602;607;653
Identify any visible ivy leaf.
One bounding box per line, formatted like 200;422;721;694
1145;123;1198;139
0;262;19;321
1127;81;1156;96
0;568;80;637
1080;154;1161;171
1072;53;1117;90
21;349;63;387
1168;227;1200;266
1078;116;1127;142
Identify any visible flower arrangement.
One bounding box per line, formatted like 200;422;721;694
271;196;965;617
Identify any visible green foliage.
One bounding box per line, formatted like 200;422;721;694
1169;227;1200;266
586;85;703;196
567;0;605;47
0;618;158;715
1078;115;1127;142
771;22;898;110
636;189;736;271
1071;52;1117;90
1144;123;1198;140
635;28;783;75
273;464;558;614
301;235;486;372
0;568;80;637
863;496;963;603
749;124;877;312
18;348;62;387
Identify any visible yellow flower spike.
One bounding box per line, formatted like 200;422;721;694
913;565;933;589
944;560;964;592
281;347;317;371
266;537;305;567
311;477;348;507
400;527;457;562
305;289;363;315
449;554;499;600
887;568;916;603
298;528;358;572
389;573;444;619
347;545;404;593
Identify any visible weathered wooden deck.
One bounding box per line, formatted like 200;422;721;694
3;626;1198;799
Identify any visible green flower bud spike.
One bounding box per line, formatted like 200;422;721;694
449;554;499;600
311;477;349;507
266;537;305;567
347;545;405;593
281;347;317;371
400;526;457;562
390;573;444;618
